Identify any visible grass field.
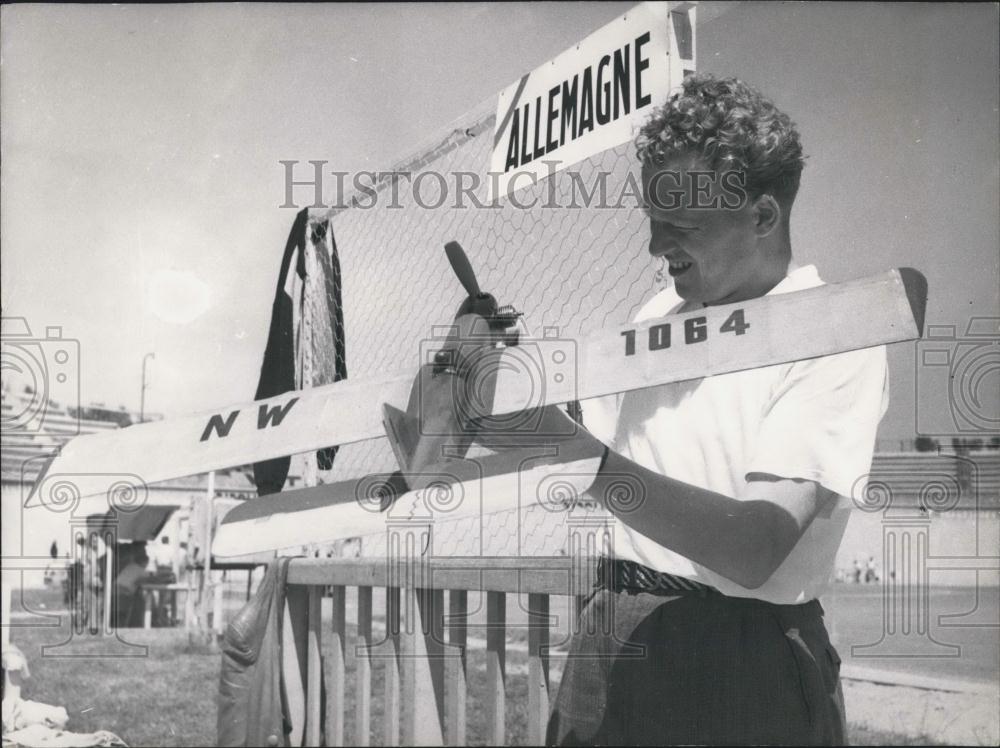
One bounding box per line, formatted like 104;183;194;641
9;582;995;746
822;583;999;685
8;614;932;747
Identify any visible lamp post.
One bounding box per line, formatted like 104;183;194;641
139;352;155;423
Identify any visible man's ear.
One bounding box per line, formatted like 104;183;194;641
752;194;782;238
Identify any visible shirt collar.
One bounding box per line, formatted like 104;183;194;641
767;264;823;296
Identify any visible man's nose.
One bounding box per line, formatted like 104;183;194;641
648;223;677;256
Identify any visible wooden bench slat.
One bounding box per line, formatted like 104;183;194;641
305;586;323;747
486;591;506;745
283;556;601;747
327;585;346;746
355;586;373;747
400;585;446;745
446;590;468;746
527;593;551;744
384;586;401;747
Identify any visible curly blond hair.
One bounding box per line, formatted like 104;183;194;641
636;74;805;206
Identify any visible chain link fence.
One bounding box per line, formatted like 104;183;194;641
293;98;664;557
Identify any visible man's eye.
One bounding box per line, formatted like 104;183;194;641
647;213;698;232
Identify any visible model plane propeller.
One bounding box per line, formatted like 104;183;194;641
381;241;528;490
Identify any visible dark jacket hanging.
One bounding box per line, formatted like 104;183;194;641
253;208;347;495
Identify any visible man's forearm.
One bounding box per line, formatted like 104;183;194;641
590;446;803;589
471;405;806;587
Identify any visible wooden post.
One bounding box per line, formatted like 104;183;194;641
384;586;401;747
404;588;446;745
401;585;447;746
184;570;196;632
486;591;506;745
0;570;10;651
355;586;373;746
327;585;346;746
305;586;323;747
527;593;551;744
199;471;215;641
212;574;224;636
204;471;214;568
283;586;310;747
401;587;417;745
446;590;468;746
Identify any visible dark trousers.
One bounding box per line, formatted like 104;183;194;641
547;586;847;746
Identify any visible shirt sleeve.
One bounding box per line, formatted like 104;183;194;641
580;393;622;446
747;345;889;500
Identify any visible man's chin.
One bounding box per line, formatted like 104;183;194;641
672;274;705;303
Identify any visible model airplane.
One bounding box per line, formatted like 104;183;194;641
27;242;927;558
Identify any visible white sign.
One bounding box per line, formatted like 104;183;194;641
489;1;696;201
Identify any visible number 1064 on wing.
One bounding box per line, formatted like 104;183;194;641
620;309;750;356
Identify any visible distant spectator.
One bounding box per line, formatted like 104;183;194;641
865;556;878;583
114;543;152;628
147;538;176;624
853;559;862;584
153;536;174;572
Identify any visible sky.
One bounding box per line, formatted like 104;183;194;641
2;2;998;442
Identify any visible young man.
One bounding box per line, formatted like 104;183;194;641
541;74;888;745
411;73;886;744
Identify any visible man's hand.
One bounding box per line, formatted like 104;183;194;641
384;310;610;492
383;312;498;489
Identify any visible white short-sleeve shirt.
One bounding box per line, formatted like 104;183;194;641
585;264;889;604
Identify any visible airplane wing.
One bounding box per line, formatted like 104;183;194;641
27;267;926;510
213;439;603;557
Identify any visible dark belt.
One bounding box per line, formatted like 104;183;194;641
597;557;718;596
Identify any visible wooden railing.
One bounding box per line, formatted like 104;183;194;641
284;555;595;746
